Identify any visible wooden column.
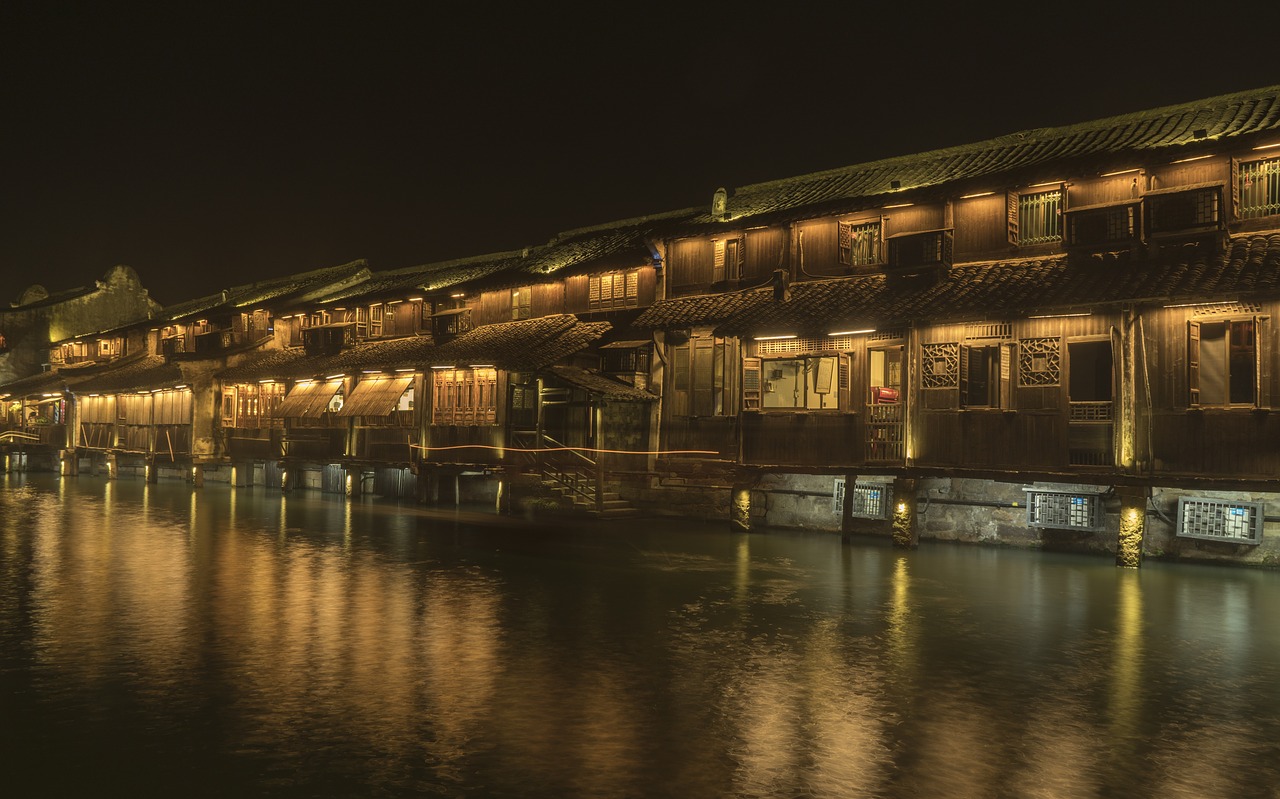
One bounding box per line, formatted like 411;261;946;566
106;453;118;480
891;477;919;549
191;463;204;488
840;473;856;534
1115;484;1148;568
345;466;362;498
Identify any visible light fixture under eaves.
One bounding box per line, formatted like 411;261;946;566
325;374;346;380
1100;167;1141;177
960;191;994;199
1163;299;1238;309
1027;313;1091;319
829;329;874;337
430;365;453;370
1171;154;1214;164
1252;142;1280;151
753;334;797;341
883;202;914;209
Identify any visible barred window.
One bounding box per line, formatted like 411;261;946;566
588;271;640;310
432;367;498;425
1239;157;1280;219
838;220;883;266
1015;189;1063;246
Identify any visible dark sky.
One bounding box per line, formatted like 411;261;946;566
3;4;1276;307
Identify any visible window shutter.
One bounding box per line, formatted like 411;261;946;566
742;357;762;410
731;237;745;279
1230;157;1241;221
1256;315;1270;408
589;275;601;305
673;345;690;392
693;339;714;416
625;269;639;299
1007;191;1020;246
838;221;853;265
814;356;835;395
959;345;970;405
713;240;726;282
1188;321;1201;406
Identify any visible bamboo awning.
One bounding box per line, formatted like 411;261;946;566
275;379;343;419
333;376;412;417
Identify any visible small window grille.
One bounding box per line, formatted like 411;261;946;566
834;478;893;519
1188;301;1261;317
1239;157;1280;219
965;322;1011;340
1024;488;1106;531
756;336;852;354
868;329;904;342
1175;497;1264;544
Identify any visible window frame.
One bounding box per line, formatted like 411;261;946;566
1008;185;1065;247
1188;315;1270;408
838;219;884;267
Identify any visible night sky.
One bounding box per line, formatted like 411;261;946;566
3;5;1275;307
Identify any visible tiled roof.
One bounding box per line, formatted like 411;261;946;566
707;233;1280;336
0;369;82;398
633;290;774;330
546;365;657;401
213;316;610;379
689;85;1280;227
72;356;185;394
162;260;370;321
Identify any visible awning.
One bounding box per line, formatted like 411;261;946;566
333;376;412;417
599;340;652;349
275;379;343;419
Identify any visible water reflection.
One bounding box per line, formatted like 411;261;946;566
2;475;1280;798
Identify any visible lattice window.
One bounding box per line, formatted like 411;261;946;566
1019;337;1061;386
922;342;959;388
1024;489;1106;531
868;330;904;342
965;322;1011;340
834;478;893;518
1176;497;1264;544
756;336;853;355
1185;302;1262;316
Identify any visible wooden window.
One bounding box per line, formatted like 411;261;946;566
369;304;384;336
712;237;744;282
960;343;1016;408
1018;338;1061;386
431;368;498;425
1237;156;1280;219
511;287;531;320
588;271;640;310
1189;318;1269;407
1009;188;1063;246
669;337;731;416
921;342;960;389
759;355;839;410
838;220;883;266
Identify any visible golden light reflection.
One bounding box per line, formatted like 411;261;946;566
1110;571;1143;742
886;555;916;675
734;536;750;604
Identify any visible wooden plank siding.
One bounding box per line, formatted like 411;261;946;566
741;412;860;468
952;193;1009;261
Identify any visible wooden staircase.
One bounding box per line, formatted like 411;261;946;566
514;430;639;518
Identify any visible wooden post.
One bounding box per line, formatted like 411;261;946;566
594;400;605;515
106;453;118;480
345;466;362;498
891;477;919;549
1115;484;1147;568
191;463;204;488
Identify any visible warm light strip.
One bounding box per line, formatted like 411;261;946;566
395;368;415;373
259;379;275;384
430;365;453;370
1029;180;1064;188
1028;313;1091;319
1101;167;1141;177
1252;142;1280;151
960;191;994;199
468;364;494;368
325;374;346;380
753;334;797;341
414;444;722;456
450;293;465;298
407;297;423;302
829;329;874;336
295;380;314;386
1171;154;1213;164
1163;299;1238;309
883;202;914;209
361;370;384;374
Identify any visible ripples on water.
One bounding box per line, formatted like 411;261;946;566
2;473;1280;798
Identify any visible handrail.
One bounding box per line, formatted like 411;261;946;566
540;434;596;467
0;431;40;442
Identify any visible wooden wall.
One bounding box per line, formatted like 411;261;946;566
952;193;1008;260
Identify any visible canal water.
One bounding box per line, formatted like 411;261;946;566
2;474;1279;798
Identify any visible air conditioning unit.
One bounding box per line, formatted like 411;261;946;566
834;478;893;519
1175;497;1264;544
1024;488;1106;531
